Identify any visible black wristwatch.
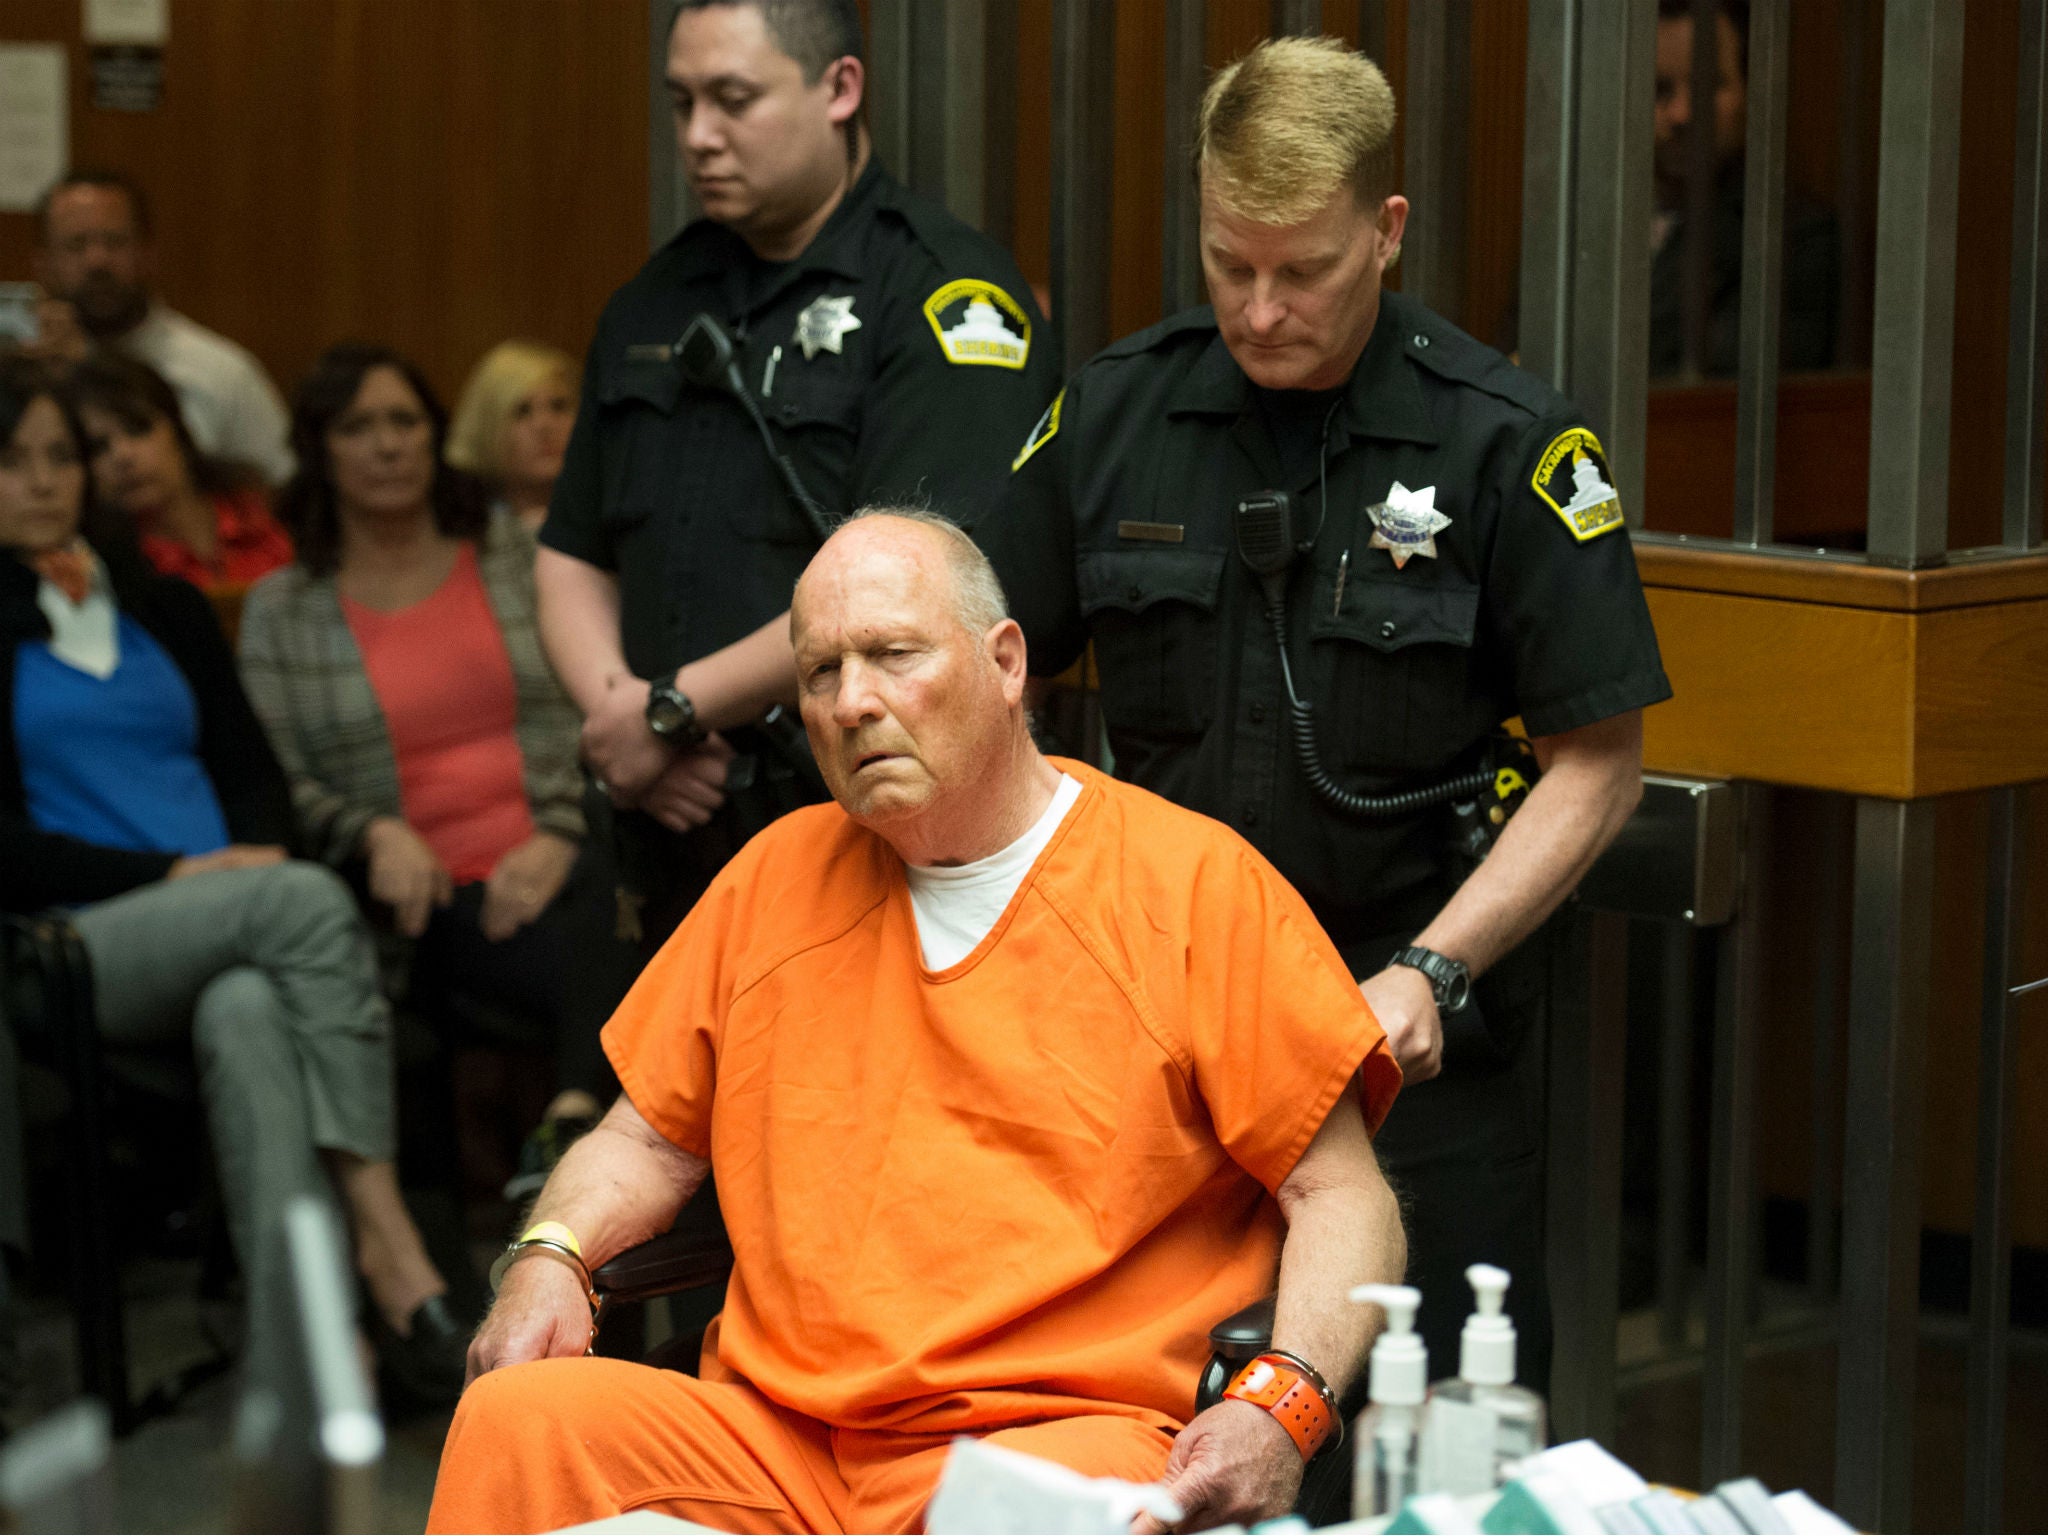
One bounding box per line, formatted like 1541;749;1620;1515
1389;945;1472;1014
645;679;707;745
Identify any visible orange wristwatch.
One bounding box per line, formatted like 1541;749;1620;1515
1221;1351;1339;1461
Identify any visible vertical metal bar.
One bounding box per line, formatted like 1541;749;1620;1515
1864;0;1964;568
1680;0;1722;379
981;0;1020;249
1567;0;1656;526
647;0;696;249
1656;921;1697;1354
1732;0;1789;546
1834;0;1874;369
1546;906;1627;1447
1403;0;1471;324
1050;0;1116;377
1356;0;1389;64
1806;796;1850;1308
936;0;989;225
1271;0;1323;37
1965;787;2024;1534
1702;784;1764;1486
865;0;916;183
1520;0;1578;389
1162;0;1208;317
2005;0;2048;551
1834;796;1936;1534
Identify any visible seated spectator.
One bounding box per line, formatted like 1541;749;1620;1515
239;344;630;1194
430;512;1407;1535
70;351;293;591
29;171;294;485
0;355;468;1402
445;341;577;535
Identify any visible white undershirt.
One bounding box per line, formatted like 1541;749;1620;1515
904;773;1082;970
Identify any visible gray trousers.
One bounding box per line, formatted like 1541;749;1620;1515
70;861;395;1342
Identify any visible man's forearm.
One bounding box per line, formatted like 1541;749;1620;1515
1414;711;1644;978
673;611;800;732
1271;1097;1406;1402
526;1096;709;1269
535;546;631;714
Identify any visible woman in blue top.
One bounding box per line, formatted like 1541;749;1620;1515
0;355;466;1403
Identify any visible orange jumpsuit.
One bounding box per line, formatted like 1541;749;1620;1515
430;760;1399;1533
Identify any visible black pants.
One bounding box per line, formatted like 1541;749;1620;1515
1349;928;1553;1394
406;843;637;1100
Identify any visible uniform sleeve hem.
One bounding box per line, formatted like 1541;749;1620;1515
1270;1010;1404;1192
1517;672;1673;740
536;520;616;572
603;1022;714;1162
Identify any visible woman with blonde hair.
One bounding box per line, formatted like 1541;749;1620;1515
445;340;577;533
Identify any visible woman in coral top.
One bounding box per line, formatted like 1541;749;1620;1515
70;351;293;591
239;345;634;1196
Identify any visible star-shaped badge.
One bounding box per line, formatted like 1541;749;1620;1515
793;294;862;360
1366;482;1451;569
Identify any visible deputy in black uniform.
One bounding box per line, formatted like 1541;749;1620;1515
978;37;1670;1386
538;0;1055;940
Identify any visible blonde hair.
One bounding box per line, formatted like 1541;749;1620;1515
1196;36;1398;226
445;339;577;483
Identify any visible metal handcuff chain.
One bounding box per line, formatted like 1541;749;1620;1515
1255;397;1495;819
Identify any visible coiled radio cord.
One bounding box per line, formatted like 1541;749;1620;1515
1263;597;1496;817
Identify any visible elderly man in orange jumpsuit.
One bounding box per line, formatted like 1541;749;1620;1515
428;510;1407;1535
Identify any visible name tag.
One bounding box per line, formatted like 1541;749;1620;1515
1117;521;1185;544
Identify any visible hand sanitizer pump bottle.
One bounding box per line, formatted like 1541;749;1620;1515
1418;1264;1548;1494
1349;1283;1426;1520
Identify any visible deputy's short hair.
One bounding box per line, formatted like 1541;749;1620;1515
671;0;863;83
1195;36;1398;225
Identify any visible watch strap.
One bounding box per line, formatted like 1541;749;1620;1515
1221;1353;1338;1461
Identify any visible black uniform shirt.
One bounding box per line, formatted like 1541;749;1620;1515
978;290;1672;950
543;161;1056;681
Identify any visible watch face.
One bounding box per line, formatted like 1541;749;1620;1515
647;697;687;737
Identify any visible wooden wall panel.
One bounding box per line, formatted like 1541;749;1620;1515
0;0;646;412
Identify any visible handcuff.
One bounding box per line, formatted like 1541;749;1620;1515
489;1220;604;1355
1221;1349;1342;1461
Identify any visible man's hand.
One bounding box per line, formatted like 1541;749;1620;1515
1132;1400;1304;1534
167;844;288;880
580;674;673;804
465;1253;594;1386
363;817;454;938
638;734;735;833
1360;962;1441;1083
481;831;578;941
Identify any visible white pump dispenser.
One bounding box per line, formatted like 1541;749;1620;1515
1417;1264;1548;1495
1349;1282;1426;1520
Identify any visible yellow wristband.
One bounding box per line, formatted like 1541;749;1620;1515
518;1220;582;1258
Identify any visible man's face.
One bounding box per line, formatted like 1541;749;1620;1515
792;522;1022;833
666;3;861;247
1653;13;1747;191
36;186;152;338
1200;181;1408;392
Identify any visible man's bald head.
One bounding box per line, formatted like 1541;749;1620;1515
791;510;1042;864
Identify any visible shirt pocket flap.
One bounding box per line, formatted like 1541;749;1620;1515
1309;578;1480;653
770;375;863;433
597;357;683;413
1077;548;1227;618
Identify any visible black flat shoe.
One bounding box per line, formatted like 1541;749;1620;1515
367;1293;470;1408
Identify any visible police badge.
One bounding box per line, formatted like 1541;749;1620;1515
1365;482;1451;569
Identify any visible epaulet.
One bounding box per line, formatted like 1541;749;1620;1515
1094;307;1218;363
1396;298;1561;420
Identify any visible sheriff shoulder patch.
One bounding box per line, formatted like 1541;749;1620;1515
1011;388;1064;471
923;279;1032;369
1531;428;1626;541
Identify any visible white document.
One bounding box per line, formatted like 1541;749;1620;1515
925;1437;1182;1536
0;45;66;213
